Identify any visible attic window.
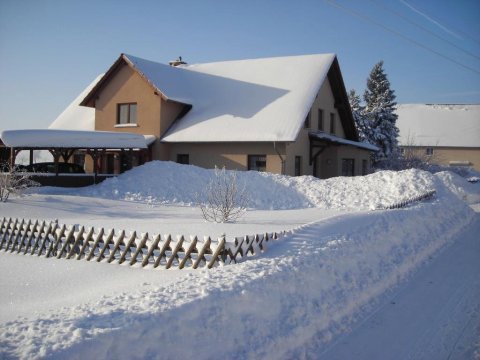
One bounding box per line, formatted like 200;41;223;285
117;103;137;125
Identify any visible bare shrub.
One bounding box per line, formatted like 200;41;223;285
0;162;39;202
375;133;444;172
198;167;249;223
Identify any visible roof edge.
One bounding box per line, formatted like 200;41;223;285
80;53;191;108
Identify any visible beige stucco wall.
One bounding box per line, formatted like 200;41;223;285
169;142;285;174
90;62;187;167
94;63;162;137
285;79;347;177
402;146;480;171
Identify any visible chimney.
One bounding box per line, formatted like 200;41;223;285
169;56;187;67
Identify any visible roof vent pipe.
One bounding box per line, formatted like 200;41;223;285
169;56;187;67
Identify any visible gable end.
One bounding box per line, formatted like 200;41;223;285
327;58;359;141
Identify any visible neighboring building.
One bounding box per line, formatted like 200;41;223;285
53;53;377;178
397;104;480;171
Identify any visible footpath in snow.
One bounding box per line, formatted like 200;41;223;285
0;164;479;359
316;216;480;360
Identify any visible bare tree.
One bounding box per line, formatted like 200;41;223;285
0;162;39;202
198;167;249;223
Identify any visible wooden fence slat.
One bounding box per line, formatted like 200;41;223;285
193;237;211;269
208;236;226;269
47;224;66;258
37;222;55;257
119;231;137;264
154;235;172;268
23;220;38;255
5;218;19;251
31;221;46;255
0;218;10;249
107;230;125;263
130;233;148;266
11;219;26;253
142;234;161;267
86;227;105;261
57;225;76;259
166;236;185;269
18;219;32;253
179;236;198;269
67;226;84;259
96;229;115;262
77;227;95;260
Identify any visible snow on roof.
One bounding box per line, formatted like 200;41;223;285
123;53;336;142
0;129;148;149
309;131;379;151
49;75;103;131
397;104;480;147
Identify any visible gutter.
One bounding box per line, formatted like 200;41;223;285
273;142;286;175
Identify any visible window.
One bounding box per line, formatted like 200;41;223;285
177;154;189;165
248;155;266;172
117;103;137;124
399;148;405;155
304;112;311;129
295;156;302;176
341;158;355;176
330;113;336;134
318;109;324;131
425;147;434;156
362;159;368;175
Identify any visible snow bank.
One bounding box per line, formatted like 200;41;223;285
1;179;476;359
38;161;441;211
435;171;480;204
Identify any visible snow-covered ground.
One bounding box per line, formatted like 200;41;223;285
0;163;479;359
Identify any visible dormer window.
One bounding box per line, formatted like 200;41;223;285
117;103;137;125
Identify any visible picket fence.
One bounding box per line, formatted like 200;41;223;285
0;217;287;270
382;190;436;210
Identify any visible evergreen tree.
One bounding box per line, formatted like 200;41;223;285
363;61;399;163
348;89;373;144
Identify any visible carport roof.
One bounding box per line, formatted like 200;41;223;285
0;129;155;149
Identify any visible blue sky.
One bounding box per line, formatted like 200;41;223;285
1;0;479;130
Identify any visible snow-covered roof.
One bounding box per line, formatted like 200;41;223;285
119;53;337;142
49;75;103;131
0;129;149;149
397;104;480;147
309;131;379;151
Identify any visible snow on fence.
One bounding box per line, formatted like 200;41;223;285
0;217;287;270
382;190;436;210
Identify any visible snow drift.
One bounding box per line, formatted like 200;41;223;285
2;173;477;359
38;161;447;211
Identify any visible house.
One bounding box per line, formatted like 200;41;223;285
396;104;480;171
2;53;377;180
80;53;377;178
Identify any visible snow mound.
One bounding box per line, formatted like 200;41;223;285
41;162;441;210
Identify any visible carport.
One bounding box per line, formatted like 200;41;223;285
0;129;155;187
